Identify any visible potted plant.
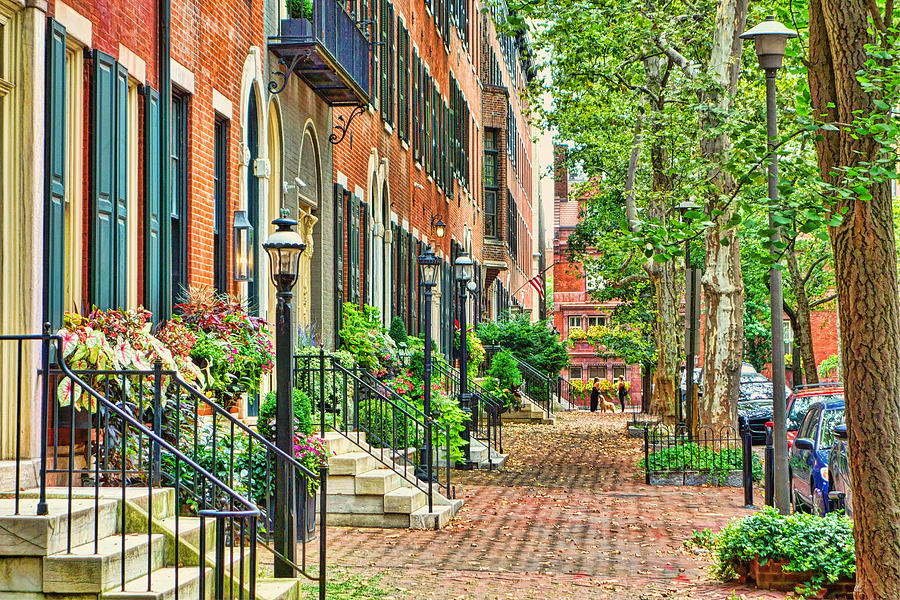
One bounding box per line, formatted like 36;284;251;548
281;0;314;37
294;434;330;541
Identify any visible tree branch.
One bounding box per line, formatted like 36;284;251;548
654;33;697;80
802;255;830;287
867;0;887;31
624;114;643;233
809;293;837;309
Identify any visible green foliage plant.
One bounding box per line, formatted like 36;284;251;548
484;349;524;410
695;506;855;598
818;354;840;380
339;303;398;376
388;316;408;345
477;314;568;378
257;388;315;441
288;0;313;20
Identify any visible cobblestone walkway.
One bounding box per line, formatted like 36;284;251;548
323;411;786;599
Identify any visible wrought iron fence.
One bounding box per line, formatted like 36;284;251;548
294;350;453;510
2;328;328;599
641;422;756;504
431;358;503;458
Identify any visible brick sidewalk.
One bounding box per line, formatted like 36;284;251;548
320;411;787;599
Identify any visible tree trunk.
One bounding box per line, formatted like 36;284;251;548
785;245;819;384
698;0;748;432
649;261;681;420
809;0;900;596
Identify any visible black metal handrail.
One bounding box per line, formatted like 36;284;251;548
555;375;578;411
431;359;503;456
483;345;553;418
26;331;261;598
294;351;453;508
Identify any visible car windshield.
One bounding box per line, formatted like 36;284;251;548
788;393;844;431
740;382;773;400
819;408;846;449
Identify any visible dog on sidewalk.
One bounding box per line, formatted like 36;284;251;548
599;399;617;413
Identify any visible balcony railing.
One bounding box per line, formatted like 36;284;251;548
268;0;371;106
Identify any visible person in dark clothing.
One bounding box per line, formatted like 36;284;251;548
589;377;600;412
617;376;628;412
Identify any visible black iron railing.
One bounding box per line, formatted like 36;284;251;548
642;422;756;504
431;359;503;457
3;329;261;598
482;346;553;417
3;327;328;599
294;351;452;509
555;375;581;411
271;0;370;98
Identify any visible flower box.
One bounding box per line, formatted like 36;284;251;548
742;557;855;598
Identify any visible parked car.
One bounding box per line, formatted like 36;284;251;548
828;423;853;516
786;384;844;445
737;378;792;443
789;398;846;515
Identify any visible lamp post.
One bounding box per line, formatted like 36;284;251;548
262;216;306;576
417;246;441;509
678;199;700;433
741;16;797;516
455;252;475;469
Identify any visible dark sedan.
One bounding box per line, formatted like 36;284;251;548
737;379;791;443
789;398;845;515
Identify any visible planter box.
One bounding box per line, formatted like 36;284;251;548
742;558;854;598
648;469;743;487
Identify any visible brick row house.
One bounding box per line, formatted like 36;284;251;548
0;0;548;458
552;147;643;401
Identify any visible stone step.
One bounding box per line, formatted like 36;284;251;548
328;452;376;476
256;578;300;600
43;533;167;594
325;493;383;514
409;504;452;530
354;469;401;496
326;512;412;528
0;497;120;556
16;487;176;522
321;431;367;456
383;487;426;514
157;516;216;554
99;565;213;600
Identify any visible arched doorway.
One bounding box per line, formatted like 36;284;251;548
265;99;283;326
381;181;391;324
297;124;321;332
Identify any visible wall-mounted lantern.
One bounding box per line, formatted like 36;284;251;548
233;210;254;282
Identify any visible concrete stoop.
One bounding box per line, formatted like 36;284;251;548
502;396;555;425
320;432;462;530
0;488;301;600
434;438;507;470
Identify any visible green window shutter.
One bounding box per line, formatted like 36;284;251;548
380;0;389;119
143;86;161;317
333;184;345;339
361;202;370;306
388;3;395;125
114;63;129;307
349;193;360;304
45;19;67;329
407;231;415;332
91;50;117;310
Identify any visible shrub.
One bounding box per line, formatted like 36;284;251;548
339;303;398;376
454;329;485;380
477;314;568;378
484;349;523;410
288;0;313;19
694;506;855;598
641;442;762;485
388;317;408;345
257;388;314;441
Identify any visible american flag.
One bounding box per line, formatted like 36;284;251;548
527;273;545;300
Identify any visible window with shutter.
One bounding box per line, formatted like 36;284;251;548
143;87;162;316
380;0;389;120
114;64;129;306
213;118;228;295
90;50;118;310
46;20;67;328
388;3;395;125
333;184;345;339
361;201;370;305
411;49;419;158
398;23;408;141
171;92;190;309
349;192;360;304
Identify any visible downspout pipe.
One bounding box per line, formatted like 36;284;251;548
158;0;172;320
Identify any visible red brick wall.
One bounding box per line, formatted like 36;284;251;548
52;0;264;309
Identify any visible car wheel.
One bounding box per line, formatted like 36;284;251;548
812;486;827;517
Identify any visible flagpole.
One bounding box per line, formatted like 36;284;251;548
511;261;560;299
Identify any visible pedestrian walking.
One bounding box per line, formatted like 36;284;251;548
617;376;628;413
589;377;600;413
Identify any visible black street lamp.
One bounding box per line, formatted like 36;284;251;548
677;199;700;432
263;216;306;577
455;252;475;469
416;246;441;509
741;15;797;516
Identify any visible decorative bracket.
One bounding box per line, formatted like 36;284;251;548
329;104;367;145
268;51;313;95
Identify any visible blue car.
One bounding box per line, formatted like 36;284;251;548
788;398;845;516
828;423;853;517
